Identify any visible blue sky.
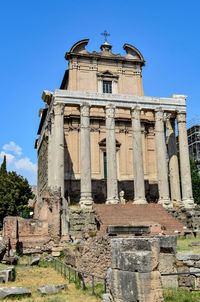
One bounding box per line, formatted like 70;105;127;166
0;0;200;185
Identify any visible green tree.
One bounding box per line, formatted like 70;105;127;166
0;156;7;176
190;157;200;204
0;157;33;227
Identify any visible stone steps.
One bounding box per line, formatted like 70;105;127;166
93;204;190;235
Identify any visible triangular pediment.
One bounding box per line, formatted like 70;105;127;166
97;70;118;78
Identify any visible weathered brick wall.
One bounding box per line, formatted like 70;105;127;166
38;136;48;196
3;216;50;252
79;233;111;278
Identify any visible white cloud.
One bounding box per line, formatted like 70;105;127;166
0;142;37;185
3;141;22;156
15;157;37;173
0;151;15;163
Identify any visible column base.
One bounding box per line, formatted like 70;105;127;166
181;198;195;210
158;199;173;209
172;200;182;209
79;197;94;209
106;198;119;205
133;198;147;205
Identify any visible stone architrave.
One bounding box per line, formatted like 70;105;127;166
155;108;172;208
166;117;181;205
177;111;194;209
131;106;147;204
53;103;68;235
106;104;119;204
79;103;94;208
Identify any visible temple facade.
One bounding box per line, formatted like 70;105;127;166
35;39;194;235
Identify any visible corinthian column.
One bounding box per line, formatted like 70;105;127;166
48;113;54;187
106;104;119;204
131;106;147;204
54;103;65;195
79;103;94;208
177;111;194;209
155;108;172;208
166;116;181;205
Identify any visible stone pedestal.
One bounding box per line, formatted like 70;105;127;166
105;105;119;204
155;108;172;208
177;111;194;209
79;103;94;209
166;117;181;205
131;106;147;204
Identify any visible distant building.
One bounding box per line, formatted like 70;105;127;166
187;119;200;174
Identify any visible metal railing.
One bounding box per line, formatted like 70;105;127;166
42;256;107;296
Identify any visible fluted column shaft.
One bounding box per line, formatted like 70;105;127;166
106;104;119;204
177;111;194;209
79;103;93;208
131;106;147;204
166;117;181;204
155;108;172;208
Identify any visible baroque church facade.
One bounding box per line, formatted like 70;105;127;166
35;39;194;234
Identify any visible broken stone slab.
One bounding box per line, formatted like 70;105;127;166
0;287;31;299
37;284;68;294
0;267;15;283
2;255;18;265
176;253;200;261
52;251;60;257
107;225;150;235
29;257;40;266
101;293;113;302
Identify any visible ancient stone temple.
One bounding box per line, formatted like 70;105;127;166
35;38;194;236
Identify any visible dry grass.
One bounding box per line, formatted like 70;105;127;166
0;265;102;302
177;236;200;253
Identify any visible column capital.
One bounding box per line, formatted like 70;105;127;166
80;102;90;117
53;103;65;115
177;111;186;123
131;106;141;119
166;116;175;130
155;107;164;121
106;104;115;118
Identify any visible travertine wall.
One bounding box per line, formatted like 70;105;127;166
37;135;48;196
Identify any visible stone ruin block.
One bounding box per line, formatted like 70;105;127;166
110;238;160;273
107;237;164;302
158;236;178;289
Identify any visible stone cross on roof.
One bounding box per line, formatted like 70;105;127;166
101;30;110;42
